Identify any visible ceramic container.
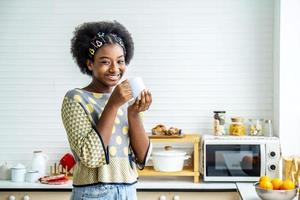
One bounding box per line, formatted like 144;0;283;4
151;146;190;172
30;150;48;177
11;163;26;182
25;170;39;183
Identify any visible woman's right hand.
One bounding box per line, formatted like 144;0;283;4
107;80;132;108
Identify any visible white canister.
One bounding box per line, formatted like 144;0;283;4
30;150;48;177
11;163;26;182
25;170;39;183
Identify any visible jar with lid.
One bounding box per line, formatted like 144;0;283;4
264;119;273;137
213;111;226;136
248;119;264;136
30;150;48;178
229;117;246;136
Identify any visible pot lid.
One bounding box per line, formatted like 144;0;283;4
152;146;186;157
11;163;26;169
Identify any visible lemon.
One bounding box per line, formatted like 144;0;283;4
259;176;270;183
259;180;273;190
271;178;283;190
280;180;295;190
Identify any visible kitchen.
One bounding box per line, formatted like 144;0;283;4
0;0;300;199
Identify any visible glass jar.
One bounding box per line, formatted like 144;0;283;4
264;119;273;137
213;111;226;136
229;117;246;136
248;119;264;136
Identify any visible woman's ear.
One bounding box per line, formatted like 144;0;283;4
86;59;93;71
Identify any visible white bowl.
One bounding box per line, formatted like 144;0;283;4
254;182;298;200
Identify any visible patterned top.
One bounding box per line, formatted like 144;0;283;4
61;88;151;186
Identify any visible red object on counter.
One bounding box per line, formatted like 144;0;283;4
39;174;69;185
60;153;76;171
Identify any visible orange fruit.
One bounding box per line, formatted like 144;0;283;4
280;180;295;190
259;180;273;190
259;176;270;183
271;178;283;190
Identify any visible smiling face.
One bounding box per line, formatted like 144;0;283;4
87;44;126;92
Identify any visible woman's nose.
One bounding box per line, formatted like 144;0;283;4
109;63;118;72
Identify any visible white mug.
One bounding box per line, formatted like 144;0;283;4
128;77;146;99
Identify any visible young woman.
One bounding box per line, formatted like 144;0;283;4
61;20;152;200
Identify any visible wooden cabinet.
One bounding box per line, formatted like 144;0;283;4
0;191;71;200
137;191;240;200
0;190;240;200
138;134;200;183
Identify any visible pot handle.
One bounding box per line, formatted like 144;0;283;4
184;155;191;160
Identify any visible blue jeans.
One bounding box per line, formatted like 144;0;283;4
70;183;137;200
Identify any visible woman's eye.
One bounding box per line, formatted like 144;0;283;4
118;60;125;64
101;60;110;65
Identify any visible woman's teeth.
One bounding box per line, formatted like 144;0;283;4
107;75;119;81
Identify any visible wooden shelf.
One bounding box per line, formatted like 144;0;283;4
138;134;201;183
148;134;200;143
138;166;199;177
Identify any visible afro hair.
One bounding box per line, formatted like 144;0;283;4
70;20;134;76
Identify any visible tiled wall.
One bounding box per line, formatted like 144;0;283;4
0;0;275;167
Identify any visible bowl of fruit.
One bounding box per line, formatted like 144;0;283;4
254;176;298;200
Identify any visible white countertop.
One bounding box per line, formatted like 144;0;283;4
0;177;236;190
5;178;299;200
236;182;262;200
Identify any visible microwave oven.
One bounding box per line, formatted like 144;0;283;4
201;135;281;182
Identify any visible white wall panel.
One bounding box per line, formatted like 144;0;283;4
0;0;275;167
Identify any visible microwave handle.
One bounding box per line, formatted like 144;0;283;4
260;144;266;176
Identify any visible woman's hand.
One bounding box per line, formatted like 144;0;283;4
128;89;152;114
107;80;132;108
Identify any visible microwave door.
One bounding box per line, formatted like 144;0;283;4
205;144;262;182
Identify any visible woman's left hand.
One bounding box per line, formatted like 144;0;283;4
128;89;152;113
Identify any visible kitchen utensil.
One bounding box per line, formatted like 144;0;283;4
254;182;298;200
151;146;190;172
0;162;11;180
30;150;48;177
11;163;26;182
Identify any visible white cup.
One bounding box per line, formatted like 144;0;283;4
128;77;146;99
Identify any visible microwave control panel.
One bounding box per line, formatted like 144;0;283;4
265;139;281;178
